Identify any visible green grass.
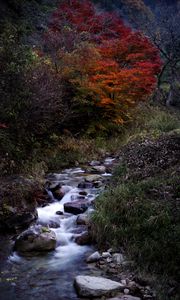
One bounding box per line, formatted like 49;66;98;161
93;174;180;282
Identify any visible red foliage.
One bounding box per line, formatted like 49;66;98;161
44;0;162;123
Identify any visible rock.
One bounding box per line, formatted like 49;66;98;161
102;252;112;258
93;181;103;188
60;185;72;194
121;280;127;286
124;288;130;294
85;175;102;183
48;221;60;228
108;296;141;300
107;257;113;263
52;188;64;200
78;182;94;189
56;211;63;215
38;220;60;229
86;251;101;263
91;166;106;173
71;225;87;235
14;226;56;253
112;253;124;264
47;182;60;191
89;160;101;166
71;195;86;201
74;275;125;298
79;191;87;196
75;231;92;245
76;214;89;225
64;200;89;215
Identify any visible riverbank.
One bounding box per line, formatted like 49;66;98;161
93;131;180;299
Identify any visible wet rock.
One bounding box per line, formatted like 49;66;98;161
93;181;103;188
60;185;72;194
76;214;90;225
75;231;92;245
14;226;56;253
52;188;64;200
78;182;94;189
56;211;63;215
85;175;102;182
71;195;86;201
37;220;60;229
79;191;87;196
64;200;89;215
47;182;60;191
74;275;125;298
86;251;101;263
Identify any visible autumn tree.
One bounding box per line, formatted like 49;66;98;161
44;0;161;127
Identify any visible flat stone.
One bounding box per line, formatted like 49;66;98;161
74;275;125;298
86;251;101;263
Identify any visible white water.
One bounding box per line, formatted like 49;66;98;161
5;159;115;299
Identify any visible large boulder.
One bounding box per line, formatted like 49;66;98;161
14;225;56;253
64;200;89;215
74;276;125;298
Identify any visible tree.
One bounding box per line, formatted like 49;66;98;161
44;0;161;126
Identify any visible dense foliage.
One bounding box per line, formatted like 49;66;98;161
0;0;163;173
45;0;161;124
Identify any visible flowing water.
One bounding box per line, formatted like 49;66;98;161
0;158;115;300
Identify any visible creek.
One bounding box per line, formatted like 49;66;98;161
0;158;116;300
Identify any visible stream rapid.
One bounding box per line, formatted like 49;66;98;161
0;158;115;300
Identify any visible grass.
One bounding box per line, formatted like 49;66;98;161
92;105;180;298
92;175;180;286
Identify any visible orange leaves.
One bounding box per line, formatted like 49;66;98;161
45;0;162;124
